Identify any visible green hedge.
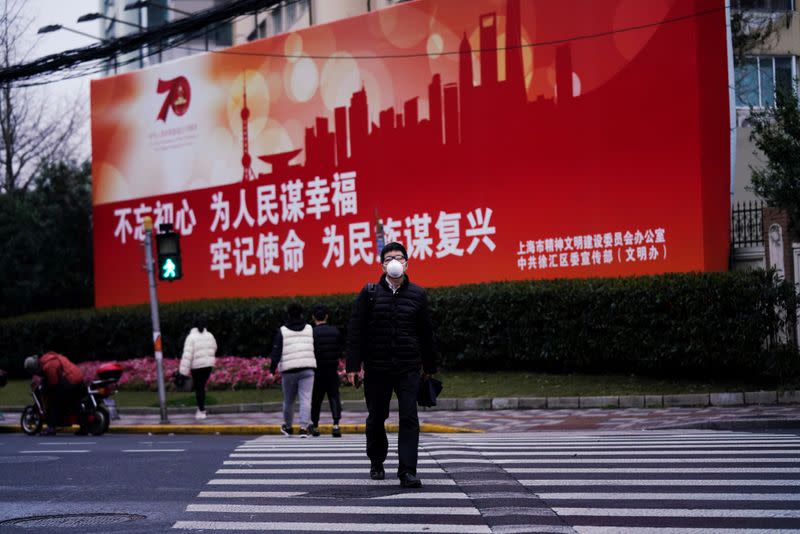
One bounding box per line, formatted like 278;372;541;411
0;270;796;380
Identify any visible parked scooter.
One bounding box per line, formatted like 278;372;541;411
20;362;123;436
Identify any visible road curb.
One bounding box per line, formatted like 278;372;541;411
0;422;480;435
51;391;786;416
648;418;800;431
2;390;798;415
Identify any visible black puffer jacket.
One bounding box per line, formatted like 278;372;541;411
313;324;343;369
346;274;438;375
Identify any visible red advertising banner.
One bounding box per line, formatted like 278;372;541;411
91;0;730;308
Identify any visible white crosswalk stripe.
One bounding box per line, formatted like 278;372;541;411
446;430;800;532
174;435;484;533
173;431;800;532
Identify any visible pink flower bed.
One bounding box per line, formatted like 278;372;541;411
78;357;350;391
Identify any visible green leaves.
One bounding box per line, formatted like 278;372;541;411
0;271;795;382
748;86;800;238
0;160;93;318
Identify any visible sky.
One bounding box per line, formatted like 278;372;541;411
21;0;102;159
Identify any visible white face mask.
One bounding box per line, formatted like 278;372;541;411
385;259;405;278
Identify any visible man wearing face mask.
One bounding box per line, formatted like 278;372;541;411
346;242;438;489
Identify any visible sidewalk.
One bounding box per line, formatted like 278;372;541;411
3;403;800;434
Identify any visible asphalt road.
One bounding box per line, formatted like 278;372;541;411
2;430;800;533
0;433;243;533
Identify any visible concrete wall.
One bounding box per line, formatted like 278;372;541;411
732;245;766;271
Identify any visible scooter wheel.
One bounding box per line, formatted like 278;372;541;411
81;407;109;436
99;405;111;434
20;406;42;436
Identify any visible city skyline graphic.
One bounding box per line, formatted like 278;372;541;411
246;0;564;181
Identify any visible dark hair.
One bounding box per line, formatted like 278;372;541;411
312;304;328;321
195;313;208;331
380;242;408;263
287;302;304;321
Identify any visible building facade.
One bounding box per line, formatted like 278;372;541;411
732;0;798;203
100;0;408;71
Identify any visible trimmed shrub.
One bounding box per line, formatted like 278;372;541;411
0;270;795;380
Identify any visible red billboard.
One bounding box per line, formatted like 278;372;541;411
90;0;730;308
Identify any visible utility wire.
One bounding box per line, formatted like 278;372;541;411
0;0;284;84
4;2;731;86
181;4;729;61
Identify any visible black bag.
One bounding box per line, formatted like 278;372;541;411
417;376;443;407
172;371;193;393
0;369;7;388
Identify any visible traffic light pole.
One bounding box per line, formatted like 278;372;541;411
143;216;169;424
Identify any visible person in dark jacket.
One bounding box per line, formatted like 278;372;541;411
269;303;316;437
309;304;344;437
346;242;438;489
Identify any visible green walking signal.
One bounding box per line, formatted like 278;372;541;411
156;225;183;281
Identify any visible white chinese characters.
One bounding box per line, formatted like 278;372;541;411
517;227;667;271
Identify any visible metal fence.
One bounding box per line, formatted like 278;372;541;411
731;200;765;248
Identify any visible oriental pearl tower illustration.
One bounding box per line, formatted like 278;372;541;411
241;74;256;182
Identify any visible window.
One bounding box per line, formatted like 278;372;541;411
147;0;169;29
735;56;795;107
265;0;309;37
270;7;283;35
733;0;794;10
247;20;267;42
212;23;232;47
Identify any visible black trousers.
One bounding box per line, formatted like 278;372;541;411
191;367;213;411
46;381;83;429
364;368;420;477
311;365;342;425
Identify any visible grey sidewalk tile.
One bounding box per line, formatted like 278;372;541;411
744;391;778;405
547;396;580;409
779;390;800;404
579;396;619;408
458;398;492;410
341;400;369;412
518;397;547;409
645;395;663;408
618;395;645;408
709;392;745;406
236;403;264;412
491;397;519;410
663;394;709;407
432;398;458;410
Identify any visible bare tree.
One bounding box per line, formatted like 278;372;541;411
0;0;83;194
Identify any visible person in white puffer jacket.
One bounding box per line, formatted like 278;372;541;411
269;302;316;437
179;317;217;420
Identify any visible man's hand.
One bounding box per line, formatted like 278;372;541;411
347;372;357;386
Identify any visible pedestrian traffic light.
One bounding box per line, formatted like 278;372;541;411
156;227;182;281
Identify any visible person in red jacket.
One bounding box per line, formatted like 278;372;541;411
24;352;85;436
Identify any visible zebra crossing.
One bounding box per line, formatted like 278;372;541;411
173;430;800;533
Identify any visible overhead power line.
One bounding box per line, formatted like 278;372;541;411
179;4;728;61
0;0;283;84
2;2;731;86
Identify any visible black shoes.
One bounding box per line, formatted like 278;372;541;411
332;424;341;438
369;465;385;480
280;424;293;436
399;472;422;488
369;467;421;487
309;424;320;437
